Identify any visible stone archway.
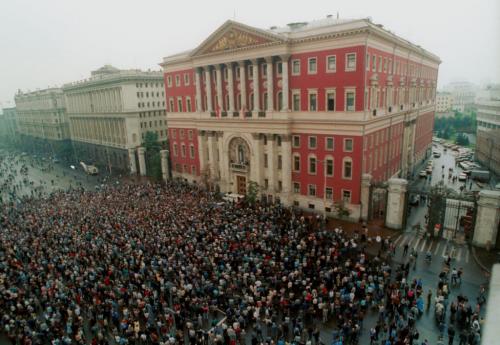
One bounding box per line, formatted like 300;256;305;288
227;137;251;195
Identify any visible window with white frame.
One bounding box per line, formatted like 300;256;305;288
167;76;172;87
378;56;382;72
191;165;196;175
181;144;186;157
184;73;190;85
292;92;300;111
325;158;334;176
175;75;180;87
276;62;282;76
169;99;174;112
186;98;192;112
292;59;300;75
326;90;336;111
325;137;334;151
292;135;300;148
177;98;183;112
308;91;317;111
325;187;333;200
293;154;300;172
308;57;317;74
345;90;355;111
383;58;387;73
372;55;377;72
173;143;178;156
342;158;352;179
342;190;351;203
308;136;317;149
293;182;300;194
188;130;193;140
308;184;316;196
366;54;370;71
326;55;336;72
262;64;267;78
344;138;353;152
308;156;317;174
171;129;176;139
346;53;356;71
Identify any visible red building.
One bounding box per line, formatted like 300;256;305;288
160;17;440;220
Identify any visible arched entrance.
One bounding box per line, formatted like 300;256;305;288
228;137;251;195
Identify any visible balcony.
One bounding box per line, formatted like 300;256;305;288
230;162;248;172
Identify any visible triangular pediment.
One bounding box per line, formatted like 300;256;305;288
191;20;286;57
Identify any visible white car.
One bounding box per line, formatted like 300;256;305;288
458;173;467;182
419;170;427;178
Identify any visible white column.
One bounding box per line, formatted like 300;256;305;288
217;132;227;192
138;147;146;176
160;149;170;181
204;67;213;112
281;135;292;205
251;59;260;112
198;132;207;175
215;65;223;111
472;190;500;248
226;63;235;113
267;134;276;193
238;61;247;111
265;57;274;111
385;178;408;229
360;174;372;221
195;68;203;112
280;55;290;111
207;132;217;180
251;133;262;187
128;148;137;174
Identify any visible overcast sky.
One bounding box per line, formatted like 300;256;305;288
1;0;499;107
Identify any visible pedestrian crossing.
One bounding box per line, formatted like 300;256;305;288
392;233;470;263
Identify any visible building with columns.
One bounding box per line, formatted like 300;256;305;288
14;88;71;157
62;65;167;174
161;18;440;219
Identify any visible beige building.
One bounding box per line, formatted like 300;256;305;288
14;88;71;157
444;81;477;112
62;65;166;173
436;92;453;112
476;84;500;176
0;107;18;139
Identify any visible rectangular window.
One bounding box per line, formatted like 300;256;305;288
309;156;316;174
309;92;317;111
171;129;176;139
308;184;316;196
292;59;301;75
326;55;336;72
293;93;300;111
343;160;352;179
181;144;186;158
293;182;300;194
169;99;174;112
308;136;317;149
293;135;300;148
179;129;185;139
189;145;195;158
346;53;356;71
293;155;300;172
276;62;283;76
326;91;335;111
264;179;269;189
378;56;382;72
177;98;183;112
346;91;355;111
173;143;178;156
383;58;387;73
188;130;193;140
167;76;172;87
366;54;370;71
186;98;192;112
264;154;268;168
248;65;253;80
342;190;351;203
191;166;196;175
278;155;282;170
344;138;353;152
372;55;377;72
184;73;190;85
308;57;317;74
325;187;333;200
326;159;334;176
325;137;334;151
175;75;180;87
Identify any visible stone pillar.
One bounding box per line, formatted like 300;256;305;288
360;174;372;221
280;55;290;111
160;149;170;181
137;147;146;176
265;57;274;111
195;68;203;112
267;134;276;193
128;148;137;174
198;132;207;175
207;132;217;180
472;190;500;248
251;59;260;112
204;67;213;112
217;132;227;192
251;133;262;188
215;65;223;111
385;178;408;229
238;61;247;111
281;135;292;205
226;63;235;113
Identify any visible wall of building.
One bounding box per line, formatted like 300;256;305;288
169;127;200;176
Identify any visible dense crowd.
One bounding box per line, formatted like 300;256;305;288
0;151;487;345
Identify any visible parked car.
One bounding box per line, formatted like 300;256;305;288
433;152;441;158
458;173;467;181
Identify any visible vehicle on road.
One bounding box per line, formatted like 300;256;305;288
458;173;467;182
433;152;441;158
419;170;427;178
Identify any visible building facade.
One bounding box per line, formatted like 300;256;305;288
436;92;453;113
476;85;500;177
62;65;167;173
444;81;476;113
161;18;440;219
0;107;18;139
14;88;71;157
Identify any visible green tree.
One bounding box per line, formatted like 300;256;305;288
455;133;470;146
143;131;162;180
245;181;260;205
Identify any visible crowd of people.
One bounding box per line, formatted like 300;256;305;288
0;150;489;345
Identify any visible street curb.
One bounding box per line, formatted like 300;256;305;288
470;244;491;274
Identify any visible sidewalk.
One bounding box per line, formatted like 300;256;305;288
472;246;498;274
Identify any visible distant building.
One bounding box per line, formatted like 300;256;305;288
443;81;477;113
14;88;71;157
476;84;500;176
436;92;453;112
62;65;166;173
0;107;18;139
